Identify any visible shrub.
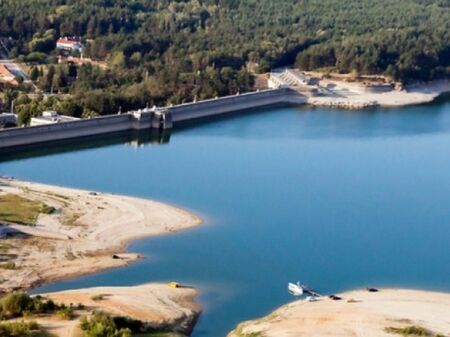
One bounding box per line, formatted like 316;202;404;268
40;205;56;214
80;311;131;337
55;306;75;320
0;262;16;270
0;292;34;318
0;292;57;319
0;320;45;337
385;326;445;337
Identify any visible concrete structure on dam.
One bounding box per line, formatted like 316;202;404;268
0;87;306;150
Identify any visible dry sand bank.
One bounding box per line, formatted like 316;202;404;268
308;80;450;108
228;289;450;337
36;283;201;337
0;178;202;291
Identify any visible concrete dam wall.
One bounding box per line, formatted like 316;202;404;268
169;88;305;122
0;88;306;149
0;114;135;148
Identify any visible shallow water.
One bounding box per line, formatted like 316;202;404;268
1;100;450;336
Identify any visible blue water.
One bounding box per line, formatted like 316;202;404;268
1;101;450;336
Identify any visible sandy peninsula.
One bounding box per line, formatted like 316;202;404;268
228;289;450;337
34;283;201;337
0;177;202;292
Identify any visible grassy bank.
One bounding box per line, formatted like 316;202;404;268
0;194;54;225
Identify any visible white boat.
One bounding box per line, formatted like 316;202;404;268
288;282;304;296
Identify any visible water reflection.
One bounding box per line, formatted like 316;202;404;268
0;129;171;163
2;96;450;164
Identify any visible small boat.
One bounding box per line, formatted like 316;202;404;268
288;282;304;296
288;281;322;297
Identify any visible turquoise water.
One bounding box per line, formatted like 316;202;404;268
1;100;450;336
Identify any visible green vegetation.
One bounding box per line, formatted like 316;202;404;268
0;292;56;319
0;321;49;337
0;292;79;321
0;0;448;121
385;326;445;337
80;311;185;337
80;311;131;337
0;262;17;270
55;306;75;320
0;194;54;225
40;205;56;215
234;326;265;337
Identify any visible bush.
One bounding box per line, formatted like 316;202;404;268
0;292;34;318
0;262;16;270
0;292;57;319
385;326;445;337
0;321;45;337
24;52;47;64
40;205;56;214
55;305;75;320
80;311;131;337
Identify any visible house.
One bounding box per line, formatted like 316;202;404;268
56;37;84;53
30;111;80;126
0;64;17;85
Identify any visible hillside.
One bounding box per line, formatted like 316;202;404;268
0;0;449;118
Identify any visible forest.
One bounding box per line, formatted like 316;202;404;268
0;0;449;119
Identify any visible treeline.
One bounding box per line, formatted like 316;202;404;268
0;0;449;117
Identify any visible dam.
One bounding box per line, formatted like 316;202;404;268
0;87;306;149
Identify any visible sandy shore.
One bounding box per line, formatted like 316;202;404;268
228;289;450;337
34;283;201;337
306;79;450;109
0;178;202;292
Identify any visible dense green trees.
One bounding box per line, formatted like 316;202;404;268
0;0;448;117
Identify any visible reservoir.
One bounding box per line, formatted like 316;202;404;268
1;99;450;337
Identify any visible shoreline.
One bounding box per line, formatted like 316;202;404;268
227;288;450;337
304;79;450;109
0;177;203;292
39;283;202;337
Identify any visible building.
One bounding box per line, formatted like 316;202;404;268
56;37;84;53
30;111;80;126
0;64;17;85
268;69;314;89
